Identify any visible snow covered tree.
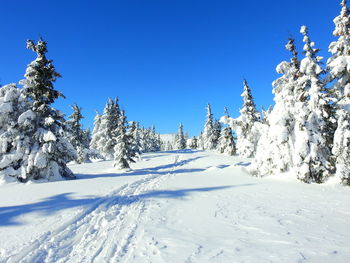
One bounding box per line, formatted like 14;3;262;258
149;126;161;152
66;104;92;163
188;136;198;149
213;119;221;149
16;39;76;181
261;106;272;124
89;111;104;159
114;110;135;169
202;104;216;150
91;97;120;159
292;26;333;183
327;0;350;185
250;38;300;176
0;84;28;181
175;123;187;150
128;121;142;158
234;80;260;158
219;126;236;156
218;109;236;156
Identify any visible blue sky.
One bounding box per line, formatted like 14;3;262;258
0;0;341;136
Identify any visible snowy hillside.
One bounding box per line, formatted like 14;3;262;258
0;150;349;263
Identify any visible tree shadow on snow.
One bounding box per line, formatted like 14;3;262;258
0;184;254;227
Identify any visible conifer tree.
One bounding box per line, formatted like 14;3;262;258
213;119;222;149
293;26;333;183
188;136;198;149
250;39;300;176
128;121;142;158
17;39;76;181
175;123;187;150
327;0;350;185
235;80;260;158
91;98;120;159
66;104;92;163
203;104;216;150
218;109;236;155
114;110;135;169
0;84;28;180
219;126;236;156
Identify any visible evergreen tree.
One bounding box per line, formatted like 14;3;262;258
213;119;222;149
17;39;76;181
91;98;120;159
128;121;142;158
0;84;28;180
175;123;187;150
114;110;135;169
219;126;236;156
89;111;104;159
218;109;236;155
188;136;198;149
327;0;350;185
235;80;260;158
203;104;216;150
293;26;333;183
66;104;93;163
250;39;300;176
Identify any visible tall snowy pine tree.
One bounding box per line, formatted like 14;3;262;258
66;104;92;163
203;104;216;150
114;110;135;169
293;26;333;183
175;123;187;150
328;0;350;185
250;39;300;176
16;39;76;181
235;80;260;158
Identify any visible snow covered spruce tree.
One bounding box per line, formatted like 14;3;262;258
188;136;198;149
114;110;135;169
0;84;29;180
213;119;221;149
218;109;236;156
175;123;187;150
15;39;76;181
128;121;142;158
202;104;216;150
66;104;92;163
327;0;350;185
250;39;300;176
90;97;120;159
292;26;333;183
233;80;260;158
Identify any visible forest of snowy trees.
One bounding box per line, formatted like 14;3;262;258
0;39;163;182
0;0;349;186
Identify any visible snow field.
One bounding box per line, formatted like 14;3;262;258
0;150;349;262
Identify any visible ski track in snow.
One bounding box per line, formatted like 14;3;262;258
2;154;188;263
1;150;350;263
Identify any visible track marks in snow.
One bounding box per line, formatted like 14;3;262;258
4;154;199;263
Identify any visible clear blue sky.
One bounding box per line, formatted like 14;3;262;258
0;0;340;136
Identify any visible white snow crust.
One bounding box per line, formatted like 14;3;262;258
0;150;349;262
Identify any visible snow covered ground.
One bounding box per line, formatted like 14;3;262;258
0;150;349;263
